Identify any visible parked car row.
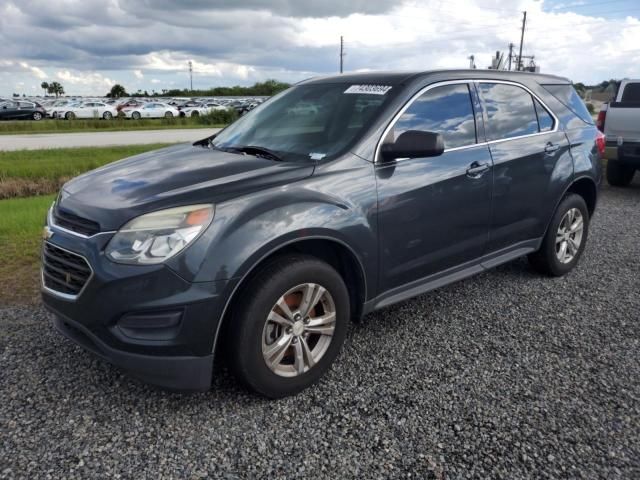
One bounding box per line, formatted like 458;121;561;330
0;95;267;121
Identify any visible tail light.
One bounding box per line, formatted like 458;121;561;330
596;105;607;132
596;131;606;158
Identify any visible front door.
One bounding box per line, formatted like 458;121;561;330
376;82;493;293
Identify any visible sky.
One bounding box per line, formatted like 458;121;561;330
1;0;639;96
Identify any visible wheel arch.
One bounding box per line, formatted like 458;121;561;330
212;236;368;355
566;176;598;217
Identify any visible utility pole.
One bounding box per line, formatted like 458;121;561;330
468;55;476;69
188;60;193;91
339;36;345;74
508;43;514;71
517;11;527;71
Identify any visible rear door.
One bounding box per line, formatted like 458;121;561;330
477;81;569;252
376;81;494;292
0;102;20;119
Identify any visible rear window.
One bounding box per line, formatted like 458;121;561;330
621;83;640;103
542;84;593;125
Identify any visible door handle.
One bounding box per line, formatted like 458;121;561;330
466;162;491;178
544;142;560;154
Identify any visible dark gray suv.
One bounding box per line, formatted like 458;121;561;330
42;70;602;397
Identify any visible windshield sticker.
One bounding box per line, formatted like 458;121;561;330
344;84;392;95
309;152;326;160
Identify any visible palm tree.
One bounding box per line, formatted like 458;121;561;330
48;82;64;98
108;84;128;98
41;81;49;97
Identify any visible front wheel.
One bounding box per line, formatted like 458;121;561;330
65;111;75;120
191;111;199;117
528;193;589;276
164;111;173;118
227;254;350;398
103;111;113;120
606;159;635;187
131;111;141;120
32;112;43;121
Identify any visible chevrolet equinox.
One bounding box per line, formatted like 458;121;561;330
42;70;602;398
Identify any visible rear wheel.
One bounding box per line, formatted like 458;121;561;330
191;111;199;117
227;254;349;398
606;159;635;187
528;193;589;276
65;111;75;120
131;111;141;120
103;111;113;120
164;111;173;118
32;112;43;121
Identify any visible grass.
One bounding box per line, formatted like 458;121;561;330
0;111;234;135
0;195;55;305
0;144;184;304
0;144;173;199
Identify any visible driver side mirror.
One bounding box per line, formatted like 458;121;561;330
380;130;444;161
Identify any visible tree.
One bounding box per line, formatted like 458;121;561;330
41;81;49;96
107;84;128;98
47;82;64;97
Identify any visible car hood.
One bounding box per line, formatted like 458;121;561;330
58;142;315;231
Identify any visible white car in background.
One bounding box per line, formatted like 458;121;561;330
124;102;180;119
59;101;118;120
179;102;228;117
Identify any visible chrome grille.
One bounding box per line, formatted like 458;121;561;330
42;243;92;297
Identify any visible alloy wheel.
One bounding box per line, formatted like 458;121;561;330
262;283;336;377
555;208;584;264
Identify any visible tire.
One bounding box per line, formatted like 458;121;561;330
227;254;350;398
191;111;199;117
528;193;589;277
606;159;635;187
103;111;113;120
164;111;173;118
32;112;43;121
65;112;75;120
131;111;141;120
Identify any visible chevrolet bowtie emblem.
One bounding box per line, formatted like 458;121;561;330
43;226;54;240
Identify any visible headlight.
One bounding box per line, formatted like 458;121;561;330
106;204;214;265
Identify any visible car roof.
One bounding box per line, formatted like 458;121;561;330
299;69;571;86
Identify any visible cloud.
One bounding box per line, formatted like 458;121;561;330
118;0;396;18
0;0;639;96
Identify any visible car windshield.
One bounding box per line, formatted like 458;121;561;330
212;83;396;162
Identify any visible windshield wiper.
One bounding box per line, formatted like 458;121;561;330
230;145;284;162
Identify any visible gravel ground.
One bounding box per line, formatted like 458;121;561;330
1;180;639;479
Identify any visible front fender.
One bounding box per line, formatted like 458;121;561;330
169;186;377;288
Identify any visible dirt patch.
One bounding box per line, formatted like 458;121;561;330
0;177;70;200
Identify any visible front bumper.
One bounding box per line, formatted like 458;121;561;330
41;217;237;391
51;312;214;390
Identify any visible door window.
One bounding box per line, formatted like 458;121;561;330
478;83;540;141
391;83;477;149
534;99;554;132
